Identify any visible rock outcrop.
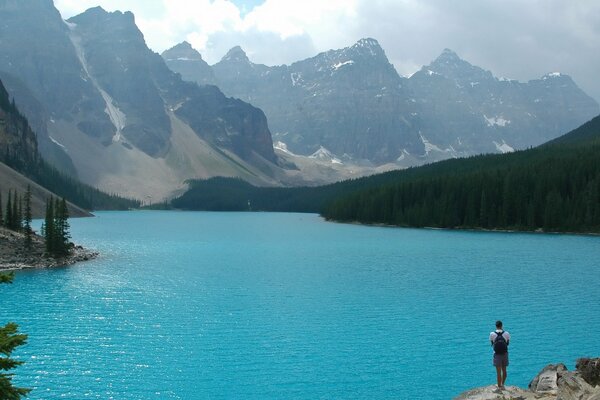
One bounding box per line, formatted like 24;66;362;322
0;227;97;271
456;358;600;400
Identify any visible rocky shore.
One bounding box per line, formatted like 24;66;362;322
456;358;600;399
0;227;97;271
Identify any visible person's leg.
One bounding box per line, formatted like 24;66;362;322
502;365;507;386
495;366;502;388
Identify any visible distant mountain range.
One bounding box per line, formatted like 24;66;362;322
0;78;138;215
164;39;599;166
0;0;598;202
173;114;600;233
0;0;293;201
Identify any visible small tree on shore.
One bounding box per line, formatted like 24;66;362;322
0;272;31;399
0;191;3;226
41;196;71;258
23;186;32;249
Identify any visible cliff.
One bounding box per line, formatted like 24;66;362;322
456;358;600;399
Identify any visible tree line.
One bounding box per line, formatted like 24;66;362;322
1;186;72;257
1;79;140;211
322;118;600;233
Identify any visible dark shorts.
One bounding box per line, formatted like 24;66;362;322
493;353;509;367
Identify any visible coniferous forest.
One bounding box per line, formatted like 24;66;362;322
0;80;140;211
322;116;600;233
174;115;600;234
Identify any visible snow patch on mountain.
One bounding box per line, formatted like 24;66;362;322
69;29;127;141
542;72;562;80
309;146;342;164
493;140;515;154
332;60;354;70
484;115;510;127
49;136;67;151
273;141;297;156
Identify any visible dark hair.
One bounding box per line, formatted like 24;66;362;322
496;320;503;328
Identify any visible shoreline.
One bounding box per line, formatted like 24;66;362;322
323;217;600;237
0;227;98;272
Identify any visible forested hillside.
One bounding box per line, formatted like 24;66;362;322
174;115;600;233
0;79;139;210
322;115;600;232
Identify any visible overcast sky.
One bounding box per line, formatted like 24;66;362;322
54;0;600;103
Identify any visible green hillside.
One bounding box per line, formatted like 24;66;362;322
0;79;139;211
323;115;600;232
174;115;600;233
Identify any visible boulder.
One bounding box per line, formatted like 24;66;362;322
456;359;600;400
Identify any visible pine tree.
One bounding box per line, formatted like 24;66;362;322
23;186;32;249
43;197;54;255
5;190;13;230
12;190;19;232
55;198;71;257
0;191;3;227
0;272;31;399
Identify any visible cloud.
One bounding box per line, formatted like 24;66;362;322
53;0;600;102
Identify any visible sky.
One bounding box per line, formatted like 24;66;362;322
54;0;600;103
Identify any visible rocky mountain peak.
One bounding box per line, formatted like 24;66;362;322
69;6;136;28
428;48;493;82
162;41;204;62
348;37;386;59
220;46;250;64
0;0;56;12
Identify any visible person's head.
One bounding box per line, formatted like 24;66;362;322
496;320;503;329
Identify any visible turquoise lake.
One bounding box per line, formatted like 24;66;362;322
2;211;600;399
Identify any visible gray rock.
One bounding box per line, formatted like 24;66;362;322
529;364;567;394
457;360;600;400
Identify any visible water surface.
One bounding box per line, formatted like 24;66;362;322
2;211;599;399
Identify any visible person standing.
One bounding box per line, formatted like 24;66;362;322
490;320;510;389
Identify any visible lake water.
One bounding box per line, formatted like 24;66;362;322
2;211;600;399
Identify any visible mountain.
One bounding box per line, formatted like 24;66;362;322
406;49;599;155
0;78;138;213
321;114;600;232
173;114;600;233
161;41;217;86
164;40;599;166
0;1;282;200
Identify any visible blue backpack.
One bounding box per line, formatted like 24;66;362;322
493;331;508;354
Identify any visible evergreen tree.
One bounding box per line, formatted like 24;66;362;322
12;190;20;232
0;191;3;226
23;186;32;249
43;197;55;255
5;190;12;229
0;272;31;399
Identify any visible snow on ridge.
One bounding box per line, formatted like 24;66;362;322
493;140;515;154
419;133;458;157
332;60;354;70
69;30;127;141
542;72;563;80
273;141;297;156
290;72;302;86
309;146;343;164
484;115;510;127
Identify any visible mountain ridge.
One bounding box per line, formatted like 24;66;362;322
164;39;599;166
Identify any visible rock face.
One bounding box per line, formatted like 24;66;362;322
165;39;599;166
456;358;600;400
0;1;279;199
161;41;217;86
